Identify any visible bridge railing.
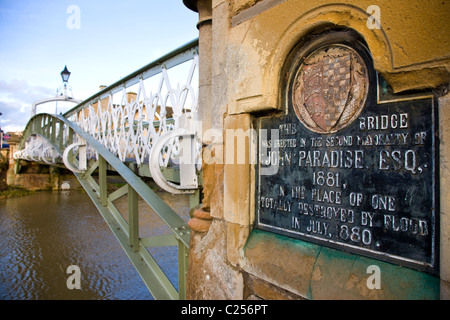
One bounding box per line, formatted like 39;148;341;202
14;39;201;299
64;38;200;172
16;38;200;193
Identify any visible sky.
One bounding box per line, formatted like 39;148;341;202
0;0;199;132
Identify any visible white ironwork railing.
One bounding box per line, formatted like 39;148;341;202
14;134;61;164
15;39;200;193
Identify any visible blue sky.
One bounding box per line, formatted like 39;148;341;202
0;0;198;132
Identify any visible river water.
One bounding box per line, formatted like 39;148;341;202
0;189;191;300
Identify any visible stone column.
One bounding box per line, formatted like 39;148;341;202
183;0;215;233
439;90;450;299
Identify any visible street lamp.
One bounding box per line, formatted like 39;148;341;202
31;67;80;116
57;65;73;99
56;66;74;113
60;65;71;84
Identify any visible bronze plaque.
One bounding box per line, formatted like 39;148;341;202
256;43;438;273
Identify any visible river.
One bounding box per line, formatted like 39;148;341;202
0;189;191;300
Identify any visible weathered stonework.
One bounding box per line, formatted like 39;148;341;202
439;91;450;299
187;219;244;299
184;0;449;300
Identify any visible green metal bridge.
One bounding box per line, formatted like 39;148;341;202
13;39;201;300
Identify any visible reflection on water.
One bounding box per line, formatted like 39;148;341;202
0;189;190;300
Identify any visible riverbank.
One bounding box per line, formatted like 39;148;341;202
0;171;34;199
0;170;6;191
0;187;34;199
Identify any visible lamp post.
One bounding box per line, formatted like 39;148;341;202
31;66;81;117
56;66;73;114
61;65;71;83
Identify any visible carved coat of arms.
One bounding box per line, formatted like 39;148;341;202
292;45;369;133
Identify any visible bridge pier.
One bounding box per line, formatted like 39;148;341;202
5;137;81;191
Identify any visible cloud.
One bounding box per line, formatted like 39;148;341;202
0;79;54;103
0;79;54;132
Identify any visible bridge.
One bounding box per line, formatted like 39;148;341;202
12;39;201;300
10;0;448;301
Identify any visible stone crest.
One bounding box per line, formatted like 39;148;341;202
292;45;369;133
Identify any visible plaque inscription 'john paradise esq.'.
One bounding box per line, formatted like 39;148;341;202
256;39;437;273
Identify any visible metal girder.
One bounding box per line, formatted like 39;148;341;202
59;114;191;247
78;171;179;300
31;95;81;117
18;113;191;300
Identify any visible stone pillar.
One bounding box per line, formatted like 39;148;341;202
197;0;213;138
184;0;215;234
183;0;245;300
439;90;450;299
185;0;213;137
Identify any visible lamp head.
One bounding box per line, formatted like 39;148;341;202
60;65;71;83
